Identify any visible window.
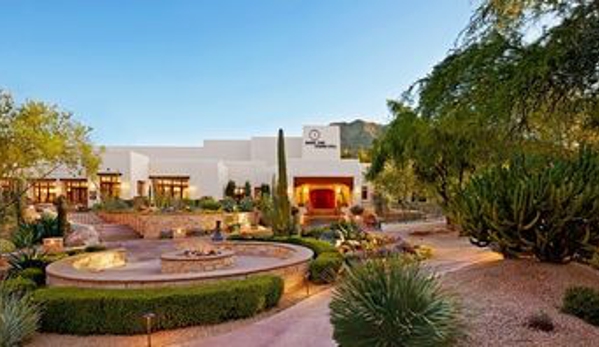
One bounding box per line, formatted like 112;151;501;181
98;173;121;199
361;186;369;201
63;179;88;206
32;180;56;204
151;176;189;199
0;179;14;199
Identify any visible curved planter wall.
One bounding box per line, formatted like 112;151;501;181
46;241;313;293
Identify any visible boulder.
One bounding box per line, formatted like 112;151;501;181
65;223;100;247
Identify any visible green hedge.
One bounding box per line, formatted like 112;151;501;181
1;277;38;294
33;275;284;335
227;235;338;256
562;286;599;326
309;251;344;284
226;235;344;283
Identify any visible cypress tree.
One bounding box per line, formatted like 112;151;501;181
274;129;293;235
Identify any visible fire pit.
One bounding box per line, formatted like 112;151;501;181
160;239;235;273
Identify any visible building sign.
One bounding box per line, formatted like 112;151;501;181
304;129;337;149
302;126;341;160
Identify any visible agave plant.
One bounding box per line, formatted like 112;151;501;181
330;257;462;347
0;285;40;347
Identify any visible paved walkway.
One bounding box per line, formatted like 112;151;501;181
179;220;501;347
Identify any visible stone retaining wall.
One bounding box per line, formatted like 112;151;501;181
97;212;253;239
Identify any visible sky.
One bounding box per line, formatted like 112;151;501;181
0;0;474;145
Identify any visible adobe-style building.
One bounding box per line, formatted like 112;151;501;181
27;125;372;213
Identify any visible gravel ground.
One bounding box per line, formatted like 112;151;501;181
442;259;599;347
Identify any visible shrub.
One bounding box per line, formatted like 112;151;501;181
0;238;16;254
7;249;49;275
0;286;40;347
220;197;237;213
197;196;221;211
278;237;337;256
349;205;365;216
452;150;599;263
238;196;254;212
96;198;131;212
310;252;344;284
17;268;46;287
11;224;37;249
330;257;462;347
12;214;63;248
525;311;554;332
562;286;599;326
34;275;284;335
302;226;329;239
2;277;38;295
226;234;337;255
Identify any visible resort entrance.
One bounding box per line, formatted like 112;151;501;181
293;177;353;217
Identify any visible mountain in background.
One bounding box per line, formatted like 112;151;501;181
330;119;386;159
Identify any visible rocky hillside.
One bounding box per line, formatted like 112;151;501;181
330;119;385;157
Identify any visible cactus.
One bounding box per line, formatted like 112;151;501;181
271;129;294;236
55;195;70;236
452;149;599;263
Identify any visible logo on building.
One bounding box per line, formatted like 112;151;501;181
304;128;337;149
308;129;321;141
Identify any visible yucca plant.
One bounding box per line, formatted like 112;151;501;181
0;285;40;347
330;257;462;347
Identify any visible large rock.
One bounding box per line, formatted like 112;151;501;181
65;223;100;247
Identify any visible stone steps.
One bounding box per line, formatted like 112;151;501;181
96;224;141;242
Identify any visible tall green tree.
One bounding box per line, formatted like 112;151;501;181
369;0;599;211
0;90;99;220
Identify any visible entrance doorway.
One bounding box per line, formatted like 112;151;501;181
63;179;88;206
309;189;336;209
293;177;353;215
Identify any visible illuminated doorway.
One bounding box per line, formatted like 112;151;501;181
293;177;353;214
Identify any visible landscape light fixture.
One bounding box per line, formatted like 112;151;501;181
143;312;156;347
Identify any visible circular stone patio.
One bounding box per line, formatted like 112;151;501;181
46;239;313;291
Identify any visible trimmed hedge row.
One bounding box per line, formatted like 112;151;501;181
227;235;337;256
226;235;344;283
33;275;284;335
309;251;344;284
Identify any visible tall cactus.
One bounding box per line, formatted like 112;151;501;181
452;149;599;263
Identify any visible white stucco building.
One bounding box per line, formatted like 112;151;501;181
28;125;371;213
